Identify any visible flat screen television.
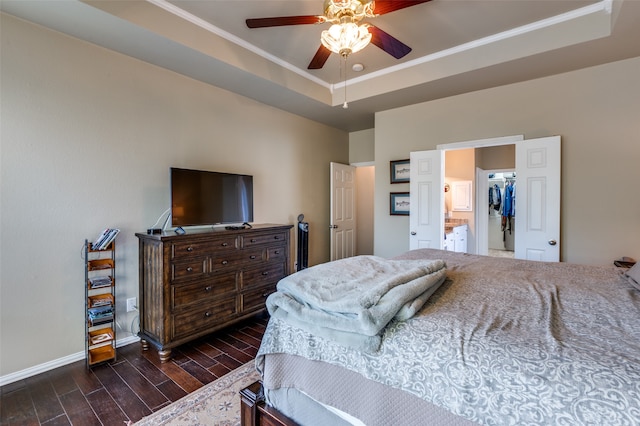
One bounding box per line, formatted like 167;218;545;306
170;167;254;227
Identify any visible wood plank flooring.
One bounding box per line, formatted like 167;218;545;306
0;314;267;425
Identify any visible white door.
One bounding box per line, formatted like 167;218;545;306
330;162;356;261
515;136;561;261
409;150;444;250
475;168;490;256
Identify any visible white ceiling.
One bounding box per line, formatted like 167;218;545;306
3;0;640;132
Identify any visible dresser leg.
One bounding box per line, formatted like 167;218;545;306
159;349;172;362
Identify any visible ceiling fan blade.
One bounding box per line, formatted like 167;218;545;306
373;0;431;15
369;26;412;59
308;45;332;69
246;15;324;28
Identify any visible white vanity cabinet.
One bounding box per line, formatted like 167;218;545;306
453;224;468;253
444;233;454;251
444;224;468;253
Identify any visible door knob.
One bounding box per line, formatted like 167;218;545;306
548;239;557;246
410;231;417;235
329;225;338;229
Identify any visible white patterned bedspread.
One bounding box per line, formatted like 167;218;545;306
257;249;640;425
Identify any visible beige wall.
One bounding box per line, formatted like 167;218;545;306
374;56;640;264
0;14;348;378
349;128;375;164
476;145;516;171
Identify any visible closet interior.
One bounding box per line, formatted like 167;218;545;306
488;172;516;258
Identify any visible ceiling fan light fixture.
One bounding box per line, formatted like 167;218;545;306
321;22;372;57
323;0;375;22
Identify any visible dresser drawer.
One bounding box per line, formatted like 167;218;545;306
210;248;264;273
171;271;237;310
241;262;286;289
170;237;238;260
171;295;238;340
171;258;207;283
242;232;287;248
267;245;286;260
241;282;275;312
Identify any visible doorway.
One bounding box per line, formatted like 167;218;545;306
330;163;375;261
412;135;560;261
487;171;516;258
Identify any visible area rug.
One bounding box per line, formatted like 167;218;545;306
134;362;260;426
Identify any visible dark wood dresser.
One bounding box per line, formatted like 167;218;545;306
135;224;292;361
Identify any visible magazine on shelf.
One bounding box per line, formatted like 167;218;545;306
92;228;110;248
89;295;113;307
89;276;112;288
88;305;113;317
89;316;113;327
92;228;120;250
88;306;113;326
90;332;113;345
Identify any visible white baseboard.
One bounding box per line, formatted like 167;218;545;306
0;335;140;387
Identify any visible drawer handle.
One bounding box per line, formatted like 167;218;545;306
274;250;280;255
262;293;270;298
221;242;228;247
221;260;228;265
250;239;257;243
186;267;193;272
262;271;269;276
187;246;194;252
204;286;212;292
274;236;280;240
250;255;257;260
204;311;212;318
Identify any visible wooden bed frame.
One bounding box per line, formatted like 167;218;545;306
240;381;297;426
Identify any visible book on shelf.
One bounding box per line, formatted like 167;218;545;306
92;228;120;250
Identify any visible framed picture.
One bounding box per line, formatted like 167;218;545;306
390;192;410;215
390;159;410;184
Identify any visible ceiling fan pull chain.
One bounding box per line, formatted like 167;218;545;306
342;54;349;109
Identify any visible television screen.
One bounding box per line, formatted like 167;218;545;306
170;168;253;227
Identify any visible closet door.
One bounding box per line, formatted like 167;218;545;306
515;136;561;261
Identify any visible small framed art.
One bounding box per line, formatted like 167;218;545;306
390;192;410;215
390;159;410;184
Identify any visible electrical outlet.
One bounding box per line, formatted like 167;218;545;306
126;297;137;312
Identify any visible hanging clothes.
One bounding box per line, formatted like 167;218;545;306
489;184;501;213
502;181;515;234
510;183;516;217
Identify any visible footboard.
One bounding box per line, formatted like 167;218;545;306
240;381;298;426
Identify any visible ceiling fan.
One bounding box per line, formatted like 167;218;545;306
246;0;431;70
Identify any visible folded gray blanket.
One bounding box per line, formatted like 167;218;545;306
266;255;446;352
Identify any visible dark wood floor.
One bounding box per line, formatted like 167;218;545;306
0;314;267;426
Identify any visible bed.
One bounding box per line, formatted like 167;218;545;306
240;248;640;426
